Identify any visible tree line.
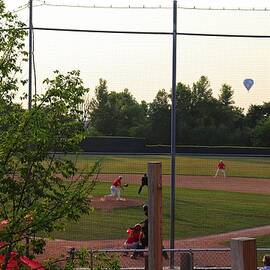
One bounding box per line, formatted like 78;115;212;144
84;77;270;147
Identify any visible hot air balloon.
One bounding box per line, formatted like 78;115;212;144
243;79;254;91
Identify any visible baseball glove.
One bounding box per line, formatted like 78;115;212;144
123;184;129;187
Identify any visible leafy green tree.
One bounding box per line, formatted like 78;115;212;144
86;80;147;137
86;75;255;146
173;77;247;146
128;100;149;138
175;82;193;144
86;79;112;135
107;89;145;136
0;2;101;268
245;102;270;129
191;75;213;104
219;84;235;106
245;104;264;128
253;117;270;146
0;1;27;102
188;76;218;145
190;76;215;126
0;70;100;268
147;89;170;144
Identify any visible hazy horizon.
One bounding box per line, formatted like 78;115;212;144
4;0;270;111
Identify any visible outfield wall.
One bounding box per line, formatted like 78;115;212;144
80;137;270;156
145;145;270;155
80;136;145;153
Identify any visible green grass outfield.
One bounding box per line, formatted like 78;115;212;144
255;235;270;247
51;182;270;245
58;154;270;178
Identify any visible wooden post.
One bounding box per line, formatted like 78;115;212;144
231;237;257;270
148;162;163;270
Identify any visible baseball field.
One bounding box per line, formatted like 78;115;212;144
47;154;270;248
60;154;270;178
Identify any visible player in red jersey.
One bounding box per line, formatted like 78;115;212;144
214;160;226;177
123;224;142;256
102;176;126;201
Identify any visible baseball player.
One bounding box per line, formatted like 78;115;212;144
103;176;126;201
130;204;168;260
214;160;226;177
138;173;148;194
123;224;141;256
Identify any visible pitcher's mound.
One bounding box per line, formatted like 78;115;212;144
90;196;144;211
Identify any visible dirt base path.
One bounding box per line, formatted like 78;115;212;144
99;173;270;194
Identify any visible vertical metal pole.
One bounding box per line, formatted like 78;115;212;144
28;0;33;110
26;3;33;254
90;249;93;270
170;0;177;268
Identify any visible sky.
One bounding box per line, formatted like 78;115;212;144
4;0;270;111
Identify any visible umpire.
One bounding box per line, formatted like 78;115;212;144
138;173;148;194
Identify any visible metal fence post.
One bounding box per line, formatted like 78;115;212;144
90;249;93;270
180;251;193;270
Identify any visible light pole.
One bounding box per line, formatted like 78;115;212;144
28;0;33;110
170;0;177;268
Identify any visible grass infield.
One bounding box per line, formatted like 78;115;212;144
50;182;270;244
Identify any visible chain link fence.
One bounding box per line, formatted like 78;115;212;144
68;248;229;269
66;247;270;269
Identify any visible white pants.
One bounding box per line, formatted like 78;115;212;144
214;168;226;177
106;185;121;198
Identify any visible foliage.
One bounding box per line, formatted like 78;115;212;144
147;89;170;144
0;1;27;102
219;84;235;106
0;2;103;268
85;79;147;137
45;248;120;270
253;117;270;146
245;102;270;128
0;69;101;268
85;75;264;146
93;252;120;270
